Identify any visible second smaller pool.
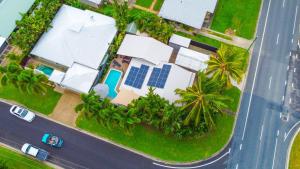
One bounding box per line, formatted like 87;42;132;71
104;69;122;99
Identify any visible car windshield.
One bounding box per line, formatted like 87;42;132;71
20;109;28;118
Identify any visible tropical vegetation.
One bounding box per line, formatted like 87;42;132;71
0;146;52;169
206;44;246;87
175;72;230;129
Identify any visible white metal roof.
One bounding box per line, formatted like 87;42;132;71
159;0;218;29
119;58;195;103
175;47;210;71
169;34;191;47
31;5;117;69
0;36;5;47
49;69;65;84
117;34;173;65
61;63;99;94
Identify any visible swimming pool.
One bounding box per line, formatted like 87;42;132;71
37;65;54;76
104;69;122;99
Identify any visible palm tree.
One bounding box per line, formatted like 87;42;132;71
175;72;230;129
0;63;22;88
206;44;244;87
17;69;48;95
75;91;102;119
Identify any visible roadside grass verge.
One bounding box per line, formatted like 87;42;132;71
289;133;300;169
76;114;234;162
211;0;262;39
0;146;52;169
153;0;164;11
135;0;153;8
223;86;241;113
0;85;61;115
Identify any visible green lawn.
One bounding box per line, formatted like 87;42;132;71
76;114;234;162
135;0;153;8
289;133;300;169
153;0;164;11
0;85;61;115
223;86;241;113
211;0;262;39
176;31;222;48
0;146;52;169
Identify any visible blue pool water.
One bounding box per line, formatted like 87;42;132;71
37;65;54;76
104;69;122;99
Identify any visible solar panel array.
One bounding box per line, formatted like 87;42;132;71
147;64;171;88
125;64;149;89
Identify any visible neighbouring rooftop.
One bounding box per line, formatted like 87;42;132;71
31;4;117;69
159;0;218;29
0;0;35;38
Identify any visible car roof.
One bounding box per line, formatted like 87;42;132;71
42;134;50;142
27;146;39;156
12;106;23;114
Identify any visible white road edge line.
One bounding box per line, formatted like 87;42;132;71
284;121;300;141
276;34;280;44
242;0;273;141
271;138;278;169
260;125;264;140
268;76;272;89
152;149;231;169
282;0;286;8
239;144;243;150
293;6;298;34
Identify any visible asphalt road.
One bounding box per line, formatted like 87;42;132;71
227;0;300;168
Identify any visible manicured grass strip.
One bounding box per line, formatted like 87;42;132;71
0;146;52;169
211;0;262;39
76;114;234;162
176;31;221;48
223;86;241;113
289;133;300;169
154;0;164;11
0;85;61;115
135;0;153;8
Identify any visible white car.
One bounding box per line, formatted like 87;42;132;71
10;105;35;122
21;143;49;160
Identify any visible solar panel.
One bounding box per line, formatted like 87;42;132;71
147;64;171;89
125;67;139;86
125;65;149;89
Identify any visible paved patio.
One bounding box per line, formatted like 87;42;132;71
49;89;81;127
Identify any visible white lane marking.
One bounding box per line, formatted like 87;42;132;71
260;125;264;140
277;130;280;136
242;0;273;141
271;138;278;169
152;149;231;168
293;6;298;34
280;112;282;118
292;83;294;88
282;96;285;101
236;164;239;169
285;80;287;85
287;65;289;70
294;68;296;72
239;144;243;150
282;0;286;8
289;98;292;104
276;34;280;44
290;52;292;56
292;39;294;44
284;121;300;141
269;76;272;89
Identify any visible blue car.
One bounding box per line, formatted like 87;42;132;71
42;134;63;148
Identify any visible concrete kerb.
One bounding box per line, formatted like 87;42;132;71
0;142;63;169
285;127;300;169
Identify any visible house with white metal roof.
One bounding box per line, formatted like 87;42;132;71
113;34;195;104
30;5;117;94
159;0;218;29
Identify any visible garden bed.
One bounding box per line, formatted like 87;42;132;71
76;114;234;162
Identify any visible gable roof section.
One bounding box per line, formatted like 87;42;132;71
117;34;173;65
159;0;218;29
31;5;117;69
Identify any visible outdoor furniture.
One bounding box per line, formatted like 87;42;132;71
112;60;122;67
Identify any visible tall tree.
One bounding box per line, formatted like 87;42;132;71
17;69;48;95
175;72;230;129
112;0;129;32
75;91;102;119
0;63;22;88
206;44;244;87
